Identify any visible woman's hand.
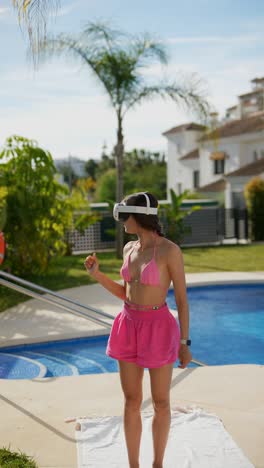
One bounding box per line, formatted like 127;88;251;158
84;252;99;277
178;345;192;369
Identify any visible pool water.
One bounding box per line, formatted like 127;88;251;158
0;283;263;379
167;283;264;366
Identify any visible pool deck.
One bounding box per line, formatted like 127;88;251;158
0;271;264;467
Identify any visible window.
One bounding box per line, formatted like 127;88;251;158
177;183;182;195
253;150;258;161
176;143;182;155
213;159;225;174
193;170;200;188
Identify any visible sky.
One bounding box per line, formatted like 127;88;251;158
0;0;263;161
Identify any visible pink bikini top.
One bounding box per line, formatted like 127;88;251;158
120;236;161;287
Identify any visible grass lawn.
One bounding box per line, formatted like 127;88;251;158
0;244;263;313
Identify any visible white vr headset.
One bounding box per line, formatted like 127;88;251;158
113;192;158;221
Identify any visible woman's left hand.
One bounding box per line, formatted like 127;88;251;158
178;345;192;369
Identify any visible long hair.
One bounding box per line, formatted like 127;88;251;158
123;192;164;237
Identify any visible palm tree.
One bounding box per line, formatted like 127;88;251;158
39;21;211;257
12;0;60;61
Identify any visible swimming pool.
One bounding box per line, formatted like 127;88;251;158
0;283;263;379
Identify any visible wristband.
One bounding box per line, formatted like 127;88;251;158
180;339;191;346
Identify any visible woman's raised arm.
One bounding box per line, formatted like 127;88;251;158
84;252;126;300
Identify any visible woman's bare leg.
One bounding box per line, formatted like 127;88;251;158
149;363;174;468
118;361;144;468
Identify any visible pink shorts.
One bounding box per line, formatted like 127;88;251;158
106;301;180;368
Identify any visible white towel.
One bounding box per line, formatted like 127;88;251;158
75;406;254;468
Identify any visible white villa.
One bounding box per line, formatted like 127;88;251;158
163;77;264;208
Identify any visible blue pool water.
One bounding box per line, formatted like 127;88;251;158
0;283;263;379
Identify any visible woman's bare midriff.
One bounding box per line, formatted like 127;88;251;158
125;281;170;307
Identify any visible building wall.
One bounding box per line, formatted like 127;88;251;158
167;131;243;195
166;130;204;198
239;91;264;118
225;176;252;209
240;139;264;166
198;140;240;186
182;130;201;153
166;125;264;207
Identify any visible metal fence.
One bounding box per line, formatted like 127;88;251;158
180;208;249;246
67;213;116;253
68;207;249;253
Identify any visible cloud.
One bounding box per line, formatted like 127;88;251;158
51;1;84;18
166;33;264;45
0;94;114;159
0;7;10;18
0;61;100;103
0;43;263;160
0;88;189;160
206;62;264;115
0;61;185;157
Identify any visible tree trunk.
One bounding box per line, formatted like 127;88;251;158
114;110;124;258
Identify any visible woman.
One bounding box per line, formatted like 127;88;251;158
84;192;192;468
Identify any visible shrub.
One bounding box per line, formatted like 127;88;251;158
244;176;264;241
0;136;97;274
0;447;38;467
0;135;73;274
160;189;201;244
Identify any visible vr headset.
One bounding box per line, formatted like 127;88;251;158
113;192;158;222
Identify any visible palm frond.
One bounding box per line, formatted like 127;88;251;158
170;188;182;211
39;34;117;103
130;33;168;66
123;73;211;121
81;21;122;52
39;20;211;121
12;0;60;63
13;0;59;22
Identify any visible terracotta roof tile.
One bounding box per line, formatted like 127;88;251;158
162;122;207;136
251;77;264;83
200;112;264;141
198;178;226;192
238;88;263;98
226;105;237;111
225;157;264;177
179;148;199;160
